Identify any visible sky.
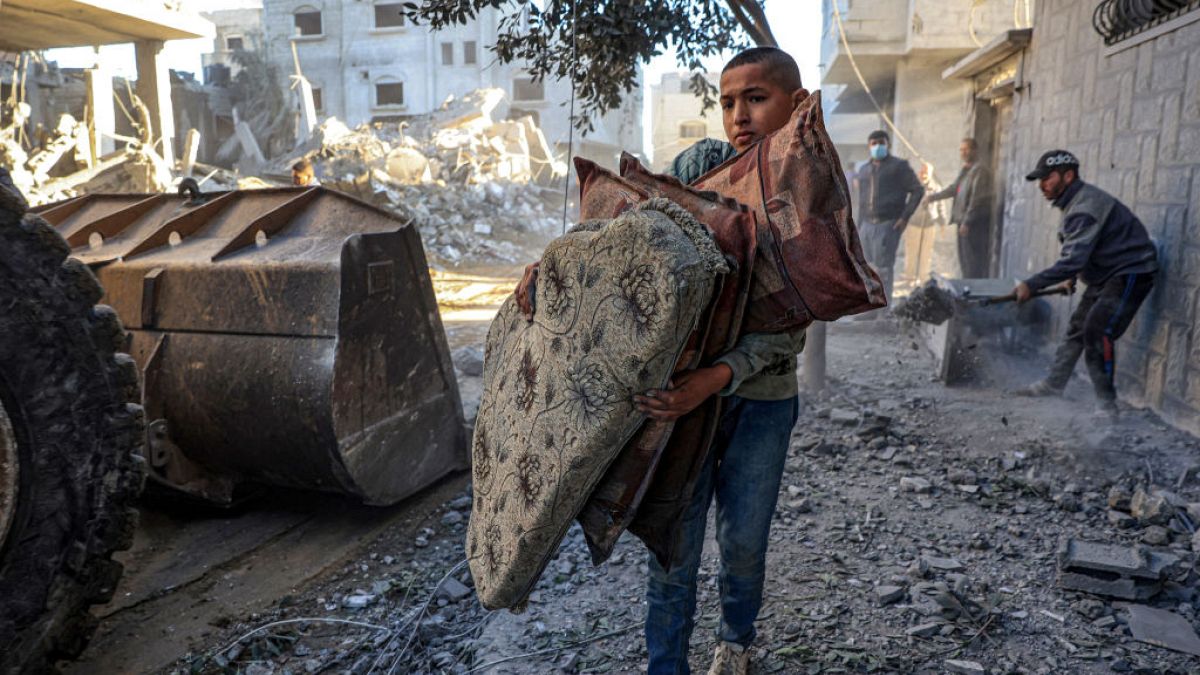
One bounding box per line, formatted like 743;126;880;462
44;0;824;157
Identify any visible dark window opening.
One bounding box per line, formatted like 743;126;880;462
226;35;244;51
294;11;323;36
441;42;454;65
464;41;477;65
376;82;404;106
312;87;323;112
374;4;405;28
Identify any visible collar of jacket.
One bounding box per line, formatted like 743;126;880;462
1053;179;1085;210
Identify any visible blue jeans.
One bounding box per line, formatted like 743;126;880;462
644;395;799;675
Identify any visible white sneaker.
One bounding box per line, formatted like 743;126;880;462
707;641;751;675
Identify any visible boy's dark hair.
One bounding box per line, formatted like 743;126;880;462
722;47;803;91
292;158;313;172
962;138;978;150
868;130;890;144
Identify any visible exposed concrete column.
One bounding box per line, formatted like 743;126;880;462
134;39;175;165
85;65;116;160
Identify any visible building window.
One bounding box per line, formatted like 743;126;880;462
441;42;454;65
374;3;405;28
225;35;245;51
464;41;477;65
311;87;323;112
294;9;323;37
1093;0;1200;46
512;77;544;102
376;81;404;107
679;121;706;139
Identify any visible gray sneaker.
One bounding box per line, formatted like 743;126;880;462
707;642;751;675
1013;380;1063;397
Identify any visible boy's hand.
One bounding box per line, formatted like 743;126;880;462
893;218;909;231
1014;281;1032;304
634;365;733;421
515;262;539;320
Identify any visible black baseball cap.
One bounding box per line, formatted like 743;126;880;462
1026;149;1079;181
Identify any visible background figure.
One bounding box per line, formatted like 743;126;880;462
927;138;993;278
856;130;924;303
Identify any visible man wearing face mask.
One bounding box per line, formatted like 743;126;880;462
1012;150;1158;419
856;130;924;303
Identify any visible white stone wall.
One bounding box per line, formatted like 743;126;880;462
648;72;722;171
1000;0;1200;431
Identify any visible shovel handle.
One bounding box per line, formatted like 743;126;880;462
980;286;1070;306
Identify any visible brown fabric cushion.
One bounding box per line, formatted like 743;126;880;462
571;158;757;564
695;90;885;333
467;199;725;610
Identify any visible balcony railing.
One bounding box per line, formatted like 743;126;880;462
1092;0;1200;45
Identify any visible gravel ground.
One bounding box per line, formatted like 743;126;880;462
171;318;1200;675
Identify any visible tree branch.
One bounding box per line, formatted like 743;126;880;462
724;0;778;47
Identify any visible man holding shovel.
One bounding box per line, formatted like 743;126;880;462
1013;150;1158;419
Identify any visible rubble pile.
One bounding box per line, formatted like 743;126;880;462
279;88;570;266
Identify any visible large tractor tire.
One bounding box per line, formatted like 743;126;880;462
0;181;146;673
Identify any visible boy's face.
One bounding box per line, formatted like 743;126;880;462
719;63;807;152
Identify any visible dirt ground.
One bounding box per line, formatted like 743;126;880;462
81;297;1200;674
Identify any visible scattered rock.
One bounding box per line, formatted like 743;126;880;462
944;659;986;674
342;594;376;609
1141;525;1171;545
437;577;473;602
900;476;933;494
829;408;859;425
874;585;906;605
906;622;942;638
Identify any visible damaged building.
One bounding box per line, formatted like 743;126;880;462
259;0;643;168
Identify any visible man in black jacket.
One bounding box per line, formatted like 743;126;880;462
856;130;924;303
1013;150;1158;418
927;138;992;278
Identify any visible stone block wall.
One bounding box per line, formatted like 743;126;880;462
1000;0;1200;432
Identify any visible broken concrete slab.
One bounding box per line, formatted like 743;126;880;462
1057;538;1180;600
1123;603;1200;657
924;556;966;572
905;622;943;638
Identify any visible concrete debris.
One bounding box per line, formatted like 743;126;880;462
874;585;906;605
1123;603;1200;656
944;659;987;674
270;90;570;266
437;577;473;603
1130;489;1175;524
1057;538;1180;600
900;476;933;494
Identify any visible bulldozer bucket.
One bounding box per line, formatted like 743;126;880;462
35;187;468;506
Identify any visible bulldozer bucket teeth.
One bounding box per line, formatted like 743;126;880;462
36;187;468;506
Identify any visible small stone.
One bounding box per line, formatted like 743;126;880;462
875;585;906;605
1093;615;1118;628
437;577;473;602
944;659;986;674
877;446;898;461
342;594;375;609
788;497;813;513
414;535;430;548
1108;486;1132;511
924;556;965;571
383;556;395;565
829;408;859;425
449;494;473;511
946;469;978;486
1107;510;1137;528
441;510;464;526
1131;489;1171;524
432;651;455;668
452;346;485;377
906;622;942;637
900;476;932;494
786;485;803;497
1141;525;1170;546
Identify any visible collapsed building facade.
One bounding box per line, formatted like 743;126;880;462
823;0;1200;435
